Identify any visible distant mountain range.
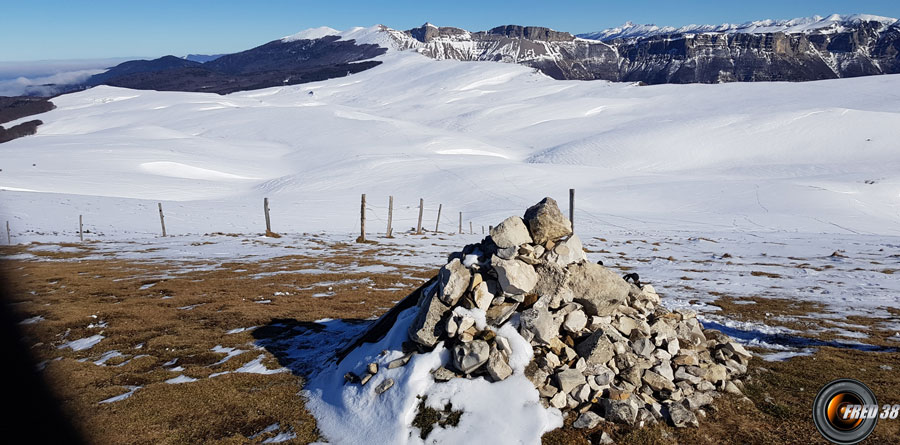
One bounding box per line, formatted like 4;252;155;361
31;14;900;95
184;54;225;63
577;13;898;41
391;14;900;84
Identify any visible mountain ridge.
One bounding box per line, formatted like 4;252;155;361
577;13;899;41
41;13;900;96
385;15;900;84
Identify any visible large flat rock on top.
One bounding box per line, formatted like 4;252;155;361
565;262;629;316
523;197;572;245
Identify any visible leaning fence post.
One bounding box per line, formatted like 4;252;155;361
435;204;442;233
387;196;393;238
416;199;424;235
158;203;167;237
569;188;575;232
358;193;366;242
263;197;272;235
5;221;10;245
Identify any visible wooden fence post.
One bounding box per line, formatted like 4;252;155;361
387;196;393;238
482;225;485;235
158;203;167;237
358;193;366;242
5;221;10;245
569;188;575;232
458;212;462;234
435;204;442;232
79;215;84;242
416;199;424;235
469;221;473;235
263;197;272;235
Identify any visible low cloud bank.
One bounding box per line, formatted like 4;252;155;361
0;58;132;96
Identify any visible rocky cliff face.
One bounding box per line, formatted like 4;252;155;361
392;17;900;84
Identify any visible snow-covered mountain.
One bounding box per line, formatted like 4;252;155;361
578;14;899;41
383;15;900;84
67;14;900;96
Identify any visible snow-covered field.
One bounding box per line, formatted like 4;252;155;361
1;49;898;240
2;42;897;333
2;33;899;444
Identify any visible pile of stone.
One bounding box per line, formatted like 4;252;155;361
349;197;752;430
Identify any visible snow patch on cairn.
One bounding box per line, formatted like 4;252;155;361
304;197;751;443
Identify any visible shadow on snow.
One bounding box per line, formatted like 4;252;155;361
702;320;898;353
252;318;371;377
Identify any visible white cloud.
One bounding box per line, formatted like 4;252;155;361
0;68;106;96
0;58;134;96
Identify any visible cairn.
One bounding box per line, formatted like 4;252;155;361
347;197;751;430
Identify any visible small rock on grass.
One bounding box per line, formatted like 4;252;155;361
668;402;698;428
573;411;602;429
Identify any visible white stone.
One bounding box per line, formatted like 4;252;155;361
490;216;533;249
492;256;539;295
563;309;588;333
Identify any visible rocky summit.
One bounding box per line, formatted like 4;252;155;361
345;198;752;430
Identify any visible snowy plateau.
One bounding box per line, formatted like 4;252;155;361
2;23;900;444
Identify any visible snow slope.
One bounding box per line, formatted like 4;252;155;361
1;50;898;240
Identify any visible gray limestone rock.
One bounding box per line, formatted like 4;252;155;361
520;303;561;345
472;280;495;311
452;340;491;374
555;368;586;394
408;285;450;347
562;309;588;334
575;330;615;366
523;197;572;244
375;378;395;395
432;366;457;382
485;301;519;326
566;262;629;316
492;256;539;295
545;234;587;267
490;216;533;249
487;346;513;381
601;397;639;425
642;370;676;392
668;402;699;428
437;258;471;306
683;391;714;411
573;411;603;429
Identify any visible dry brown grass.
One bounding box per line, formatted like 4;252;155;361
4;241;899;445
1;244;435;444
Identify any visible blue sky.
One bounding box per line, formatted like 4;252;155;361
1;0;898;61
